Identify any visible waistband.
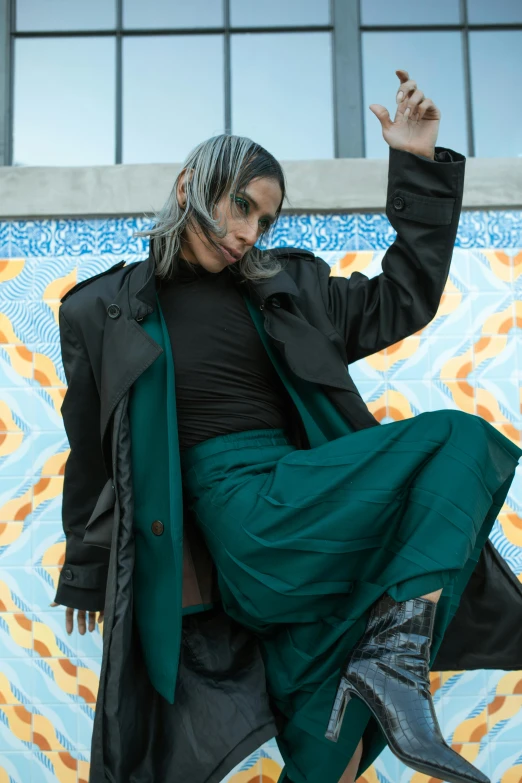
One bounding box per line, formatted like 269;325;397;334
180;427;292;471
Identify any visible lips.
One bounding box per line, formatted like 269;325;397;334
221;245;242;261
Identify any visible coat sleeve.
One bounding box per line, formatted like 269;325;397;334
53;306;110;612
316;145;466;365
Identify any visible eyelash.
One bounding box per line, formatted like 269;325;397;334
234;197;271;231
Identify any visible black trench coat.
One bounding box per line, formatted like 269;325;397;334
53;146;522;783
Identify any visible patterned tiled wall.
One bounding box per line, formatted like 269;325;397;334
0;212;521;783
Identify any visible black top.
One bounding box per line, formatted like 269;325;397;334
156;257;294;451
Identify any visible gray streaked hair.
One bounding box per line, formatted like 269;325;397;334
134;134;289;281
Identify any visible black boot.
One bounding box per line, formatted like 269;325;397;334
325;595;490;783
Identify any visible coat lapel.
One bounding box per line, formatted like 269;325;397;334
243;275;362;395
99;248;161;449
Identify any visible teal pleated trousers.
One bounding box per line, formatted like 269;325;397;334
180;413;520;783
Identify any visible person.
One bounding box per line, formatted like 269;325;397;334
52;69;521;783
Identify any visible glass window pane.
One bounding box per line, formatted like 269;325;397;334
361;0;460;25
230;0;329;27
16;0;116;31
362;32;468;158
467;0;522;23
231;32;333;160
13;38;115;166
124;0;223;29
123;36;224;163
470;31;522;157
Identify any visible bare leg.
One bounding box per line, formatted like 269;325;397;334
338;739;363;783
421;588;442;603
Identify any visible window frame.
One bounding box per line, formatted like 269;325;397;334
1;0;521;165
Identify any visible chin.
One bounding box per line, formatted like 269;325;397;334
203;256;227;273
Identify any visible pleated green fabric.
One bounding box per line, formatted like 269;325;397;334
179;296;522;783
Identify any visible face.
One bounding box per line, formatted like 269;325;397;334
176;170;283;273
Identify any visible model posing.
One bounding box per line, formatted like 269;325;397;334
52;70;521;783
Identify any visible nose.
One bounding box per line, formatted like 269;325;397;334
236;221;259;247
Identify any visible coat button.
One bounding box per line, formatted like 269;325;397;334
63;568;73;580
135;315;144;322
270;297;281;308
393;196;405;211
107;304;121;319
151;520;164;536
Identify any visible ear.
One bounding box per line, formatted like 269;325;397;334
176;167;194;208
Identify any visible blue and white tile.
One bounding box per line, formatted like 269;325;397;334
270;214;315;251
0;220;10;256
96;217;152;255
312;214;357;251
456;212;490;249
357;213;396;250
487;211;522;249
54;220;98;256
11;221;55;257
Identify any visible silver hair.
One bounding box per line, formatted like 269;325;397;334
134;134;288;281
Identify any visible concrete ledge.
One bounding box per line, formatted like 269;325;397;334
1;157;521;218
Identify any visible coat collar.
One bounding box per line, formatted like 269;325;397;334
127;244;300;318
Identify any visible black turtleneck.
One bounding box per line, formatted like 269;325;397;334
156;256;294;451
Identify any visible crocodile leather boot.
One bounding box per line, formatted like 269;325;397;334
325;595;490;783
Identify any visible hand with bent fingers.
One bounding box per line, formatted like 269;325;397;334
369;69;441;160
49;601;104;635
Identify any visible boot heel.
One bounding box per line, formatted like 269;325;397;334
325;676;353;742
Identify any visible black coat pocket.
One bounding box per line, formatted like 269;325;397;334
83;477;116;549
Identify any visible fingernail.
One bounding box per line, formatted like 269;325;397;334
397;91;404;102
405;107;411;117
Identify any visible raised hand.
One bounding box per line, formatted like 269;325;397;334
369;69;440;160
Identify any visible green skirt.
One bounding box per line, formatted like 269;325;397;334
180;411;521;783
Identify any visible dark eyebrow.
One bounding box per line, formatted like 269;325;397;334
237;190;277;223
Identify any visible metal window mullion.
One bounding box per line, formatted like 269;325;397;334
224;0;231;133
460;0;475;157
332;0;364;157
115;0;123;164
0;0;12;165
